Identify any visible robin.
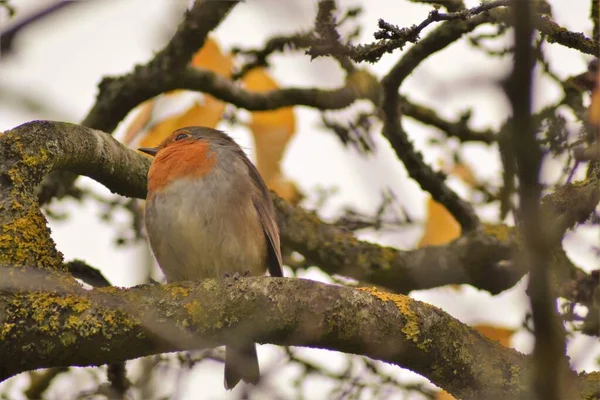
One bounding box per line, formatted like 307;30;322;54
139;126;283;390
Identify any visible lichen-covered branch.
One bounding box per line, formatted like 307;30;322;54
2;121;598;296
0;121;514;295
0;272;596;399
0;121;149;270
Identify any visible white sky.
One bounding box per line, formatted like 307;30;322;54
0;1;598;399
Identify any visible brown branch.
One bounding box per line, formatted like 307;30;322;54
379;14;492;232
0;1;81;55
173;67;370;111
82;0;239;133
407;0;466;12
401;96;497;144
534;14;599;56
275;196;517;294
0;121;515;296
36;0;239;206
2;121;598;296
338;3;598;63
0;272;595;399
325;0;511;63
232;32;315;79
592;0;600;43
506;3;568;400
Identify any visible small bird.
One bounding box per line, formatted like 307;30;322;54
139;126;283;390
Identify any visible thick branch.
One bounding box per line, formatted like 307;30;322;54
2;121;599;295
0;121;148;270
0;121;517;294
0;273;594;399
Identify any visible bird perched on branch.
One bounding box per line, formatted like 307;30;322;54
140;126;283;390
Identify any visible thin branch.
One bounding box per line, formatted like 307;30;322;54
0;0;81;55
66;260;112;288
592;0;600;43
379;14;492;232
173;67;369;111
319;0;511;63
534;13;599;56
401;96;496;143
36;0;240;205
82;0;239;132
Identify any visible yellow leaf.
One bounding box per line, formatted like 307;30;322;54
418;197;461;248
134;37;232;148
139;97;225;148
451;163;477;187
191;36;233;77
589;81;600;127
122;100;154;146
473;324;515;348
243;67;298;202
436;390;455;400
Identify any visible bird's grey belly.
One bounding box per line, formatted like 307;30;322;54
145;180;266;282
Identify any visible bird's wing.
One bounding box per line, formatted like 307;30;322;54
241;153;284;277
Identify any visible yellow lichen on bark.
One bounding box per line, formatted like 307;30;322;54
482;223;512;242
1;291;141;343
0;206;62;270
357;287;421;344
0;132;62;270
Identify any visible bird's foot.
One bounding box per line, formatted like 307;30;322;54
222;270;252;280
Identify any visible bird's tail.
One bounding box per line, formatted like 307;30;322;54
224;343;260;390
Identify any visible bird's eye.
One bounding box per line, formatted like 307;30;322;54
175;133;189;141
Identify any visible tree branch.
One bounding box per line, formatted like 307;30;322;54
36;0;239;206
82;0;239;132
379;14;493;232
506;3;568;399
2;121;598;296
0;272;595;399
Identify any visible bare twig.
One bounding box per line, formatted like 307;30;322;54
379;15;491;232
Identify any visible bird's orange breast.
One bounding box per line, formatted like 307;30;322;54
147;140;216;198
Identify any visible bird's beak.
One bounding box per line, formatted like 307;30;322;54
138;147;159;156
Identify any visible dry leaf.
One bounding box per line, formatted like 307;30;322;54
243;67;299;202
589;82;600;127
451;162;477;188
131;37;232;148
123;100;154;146
473;324;515;347
190;37;233;77
436;390;455;400
418;197;461;248
139;97;225;148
